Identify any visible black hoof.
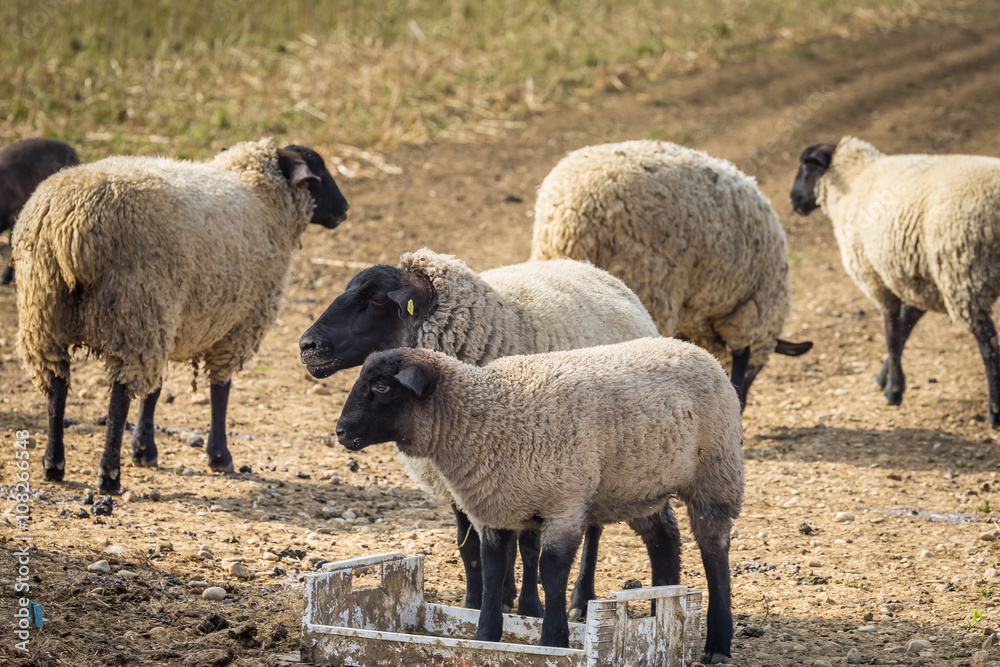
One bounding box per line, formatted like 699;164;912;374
209;459;235;473
473;626;502;643
517;597;544;619
97;470;122;496
884;387;903;406
131;438;158;467
701;651;732;664
43;460;65;482
990;409;1000;428
463;593;482;610
875;362;889;389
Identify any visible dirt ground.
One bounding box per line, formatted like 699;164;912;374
5;5;1000;666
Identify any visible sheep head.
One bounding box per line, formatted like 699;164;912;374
299;264;433;377
336;348;436;452
790;142;836;215
277;145;349;229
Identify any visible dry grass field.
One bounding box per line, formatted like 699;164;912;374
4;1;1000;666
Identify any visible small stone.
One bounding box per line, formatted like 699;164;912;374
808;559;822;568
82;492;95;504
863;612;874;622
261;552;279;562
983;632;998;650
919;550;935;558
202;586;227;601
190;393;210;406
621;578;642;590
76;508;89;519
228;563;253;580
103;544;125;555
423;498;437;509
328;474;340;485
320;506;337;519
846;647;864;664
973;650;994;664
859;625;877;633
198;549;215;560
342;510;357;521
116;569;138;579
209;505;226;512
835;512;855;522
889;646;907;653
782;497;799;507
181;468;195;476
295;471;310;479
92;497;114;516
77;387;92;399
88;560;111;574
239;465;252;474
347;458;359;473
798;523;814;535
308;384;332;395
149;489;162;502
986;568;998;580
187;436;205;448
980;532;997;542
121;491;133;503
952;574;968;584
907;639;931;654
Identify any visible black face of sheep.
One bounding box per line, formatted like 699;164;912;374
335;350;432;451
299;265;433;377
0;138;80;285
276;145;348;229
790;142;836;215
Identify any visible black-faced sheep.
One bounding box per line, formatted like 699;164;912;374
15;138;348;494
0;138;80;284
336;338;744;664
299;249;660;619
790;137;1000;425
531;140;812;407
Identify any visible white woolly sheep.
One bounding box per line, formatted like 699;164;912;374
0;138;80;284
336;337;744;664
14;138;348;494
299;248;660;618
531;139;812;407
790;136;1000;424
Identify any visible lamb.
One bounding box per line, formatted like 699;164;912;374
335;337;744;663
790;137;1000;425
531;140;812;407
14;138;348;494
0;138;80;284
298;249;660;619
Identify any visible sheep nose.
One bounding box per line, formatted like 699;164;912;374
335;425;346;440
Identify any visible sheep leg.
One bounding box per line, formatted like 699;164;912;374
474;527;516;643
689;502;735;664
43;373;68;482
453;505;484;609
876;304;924;390
969;309;1000;427
503;534;518;613
628;504;682;615
538;533;583;648
879;294;907;405
206;381;234;472
97;382;131;495
729;347;751;410
517;530;544;617
568;524;603;622
130;386;160;468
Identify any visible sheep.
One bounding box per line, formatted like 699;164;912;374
790;136;1000;424
14;138;348;495
299;248;660;619
530;139;812;407
0;138;80;284
335;337;744;663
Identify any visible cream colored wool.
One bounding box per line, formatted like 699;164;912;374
393;249;660;501
394;337;744;544
14;138;315;397
818;136;1000;326
531;140;792;371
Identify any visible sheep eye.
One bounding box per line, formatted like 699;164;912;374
370;294;387;306
372;382;390;393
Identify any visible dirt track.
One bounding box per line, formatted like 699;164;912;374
4;5;1000;666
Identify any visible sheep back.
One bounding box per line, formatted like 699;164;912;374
403;337;744;533
531;140;792;367
819;137;1000;324
15;138;313;396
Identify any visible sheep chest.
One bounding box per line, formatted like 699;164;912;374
302;552;703;667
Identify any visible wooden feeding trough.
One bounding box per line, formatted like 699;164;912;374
301;551;703;667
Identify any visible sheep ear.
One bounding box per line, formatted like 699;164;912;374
388;286;429;319
775;339;813;356
276;149;320;186
395;363;432;397
801;143;835;169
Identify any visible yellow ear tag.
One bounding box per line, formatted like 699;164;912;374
407;299;414;315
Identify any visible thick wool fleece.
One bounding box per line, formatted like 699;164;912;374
394;249;660;500
15;138;315;397
531;140;792;371
396;337;744;545
818;136;1000;326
